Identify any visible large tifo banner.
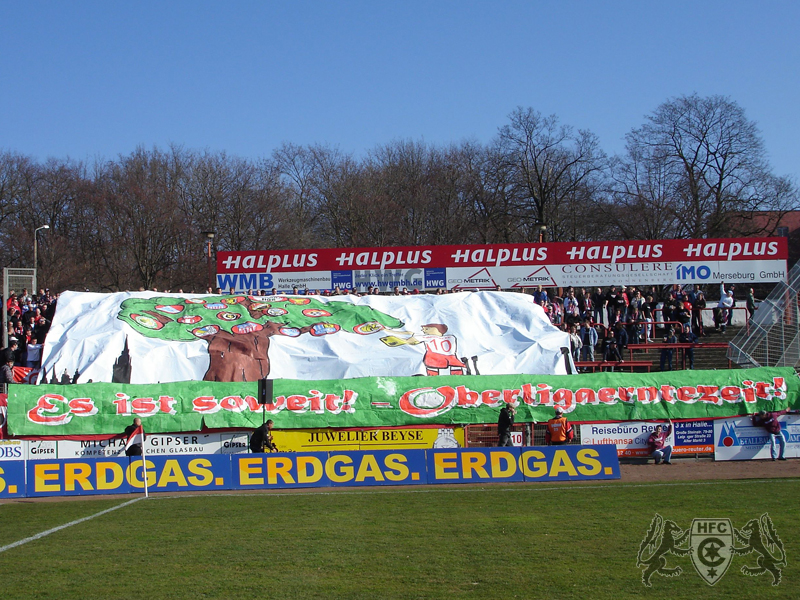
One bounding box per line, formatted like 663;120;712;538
0;445;620;499
39;291;572;384
217;237;788;292
7;367;798;435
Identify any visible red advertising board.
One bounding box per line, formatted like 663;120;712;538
215;237;788;292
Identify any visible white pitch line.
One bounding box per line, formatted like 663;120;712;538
150;476;800;501
0;496;144;554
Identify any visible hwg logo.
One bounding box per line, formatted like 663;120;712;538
637;513;785;587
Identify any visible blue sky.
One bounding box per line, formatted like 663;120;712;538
2;2;798;178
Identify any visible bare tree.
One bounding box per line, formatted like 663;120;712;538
624;94;798;238
88;148;187;290
496;107;606;242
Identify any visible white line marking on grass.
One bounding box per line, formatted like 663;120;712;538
0;497;144;554
151;477;800;502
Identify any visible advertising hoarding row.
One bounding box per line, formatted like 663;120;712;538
0;427;465;460
217;238;788;292
0;445;620;498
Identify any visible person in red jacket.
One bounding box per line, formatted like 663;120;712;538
545;408;574;445
752;410;789;460
648;420;673;464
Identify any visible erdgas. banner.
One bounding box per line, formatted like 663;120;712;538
7;367;797;435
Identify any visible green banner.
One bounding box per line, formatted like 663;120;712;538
7;367;798;435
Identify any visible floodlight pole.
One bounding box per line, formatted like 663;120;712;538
34;224;50;289
203;232;216;290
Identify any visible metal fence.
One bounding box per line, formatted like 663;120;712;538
465;423;581;447
728;261;800;368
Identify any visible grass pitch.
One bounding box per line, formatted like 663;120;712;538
1;480;798;599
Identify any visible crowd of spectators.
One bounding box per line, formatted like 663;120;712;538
0;288;57;382
536;282;748;370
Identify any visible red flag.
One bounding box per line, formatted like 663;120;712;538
125;425;145;451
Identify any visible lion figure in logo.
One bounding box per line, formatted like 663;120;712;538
732;513;786;586
637;514;692;587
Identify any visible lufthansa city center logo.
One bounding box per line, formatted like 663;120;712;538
637;513;785;587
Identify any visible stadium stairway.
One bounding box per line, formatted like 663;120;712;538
692;325;741;371
630;325;741;372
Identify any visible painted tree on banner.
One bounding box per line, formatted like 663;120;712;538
118;295;404;382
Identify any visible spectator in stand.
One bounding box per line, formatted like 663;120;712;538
533;285;548;306
648;421;673;465
563;290;580;325
692;290;706;337
751;410;790;461
642;295;656;342
550;296;563;326
604;286;619;326
579;318;598;364
7;304;20;334
591;287;604;325
686;284;700;307
715;282;734;332
662;291;678;325
0;356;14;384
577;288;589;319
25;337;43;368
602;330;623;365
614;321;628;353
545;408;573;445
619;286;631;321
625;316;640;345
6;292;17;313
727;284;737;326
635;312;649;345
1;337;19;365
676;301;691;329
568;324;582;362
679;324;699;370
660;326;678;371
34;315;50;343
746;288;757;320
581;291;593;322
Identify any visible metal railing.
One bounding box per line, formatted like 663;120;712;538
728;262;800;368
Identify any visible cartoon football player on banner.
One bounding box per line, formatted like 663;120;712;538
382;323;471;376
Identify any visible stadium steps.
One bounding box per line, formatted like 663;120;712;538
693;325;741;371
631;326;741;372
